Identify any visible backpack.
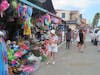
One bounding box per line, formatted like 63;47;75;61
66;32;71;41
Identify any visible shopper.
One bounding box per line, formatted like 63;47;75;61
65;28;71;49
77;29;84;53
47;29;58;64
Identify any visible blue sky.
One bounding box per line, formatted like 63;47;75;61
52;0;100;25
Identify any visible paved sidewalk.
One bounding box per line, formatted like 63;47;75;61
33;33;100;75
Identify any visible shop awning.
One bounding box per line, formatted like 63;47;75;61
19;0;65;21
19;0;48;13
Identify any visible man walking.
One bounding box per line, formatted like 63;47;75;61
65;28;71;49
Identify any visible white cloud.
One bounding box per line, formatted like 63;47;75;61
52;0;99;10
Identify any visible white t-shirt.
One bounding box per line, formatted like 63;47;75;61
96;30;100;41
50;35;58;46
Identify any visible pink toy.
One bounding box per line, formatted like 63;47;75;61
14;51;24;58
20;44;29;50
11;60;17;64
23;4;27;17
0;0;10;17
0;0;9;11
21;65;35;72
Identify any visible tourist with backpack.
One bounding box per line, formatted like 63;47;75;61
65;28;71;49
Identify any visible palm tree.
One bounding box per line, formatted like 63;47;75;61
92;13;100;28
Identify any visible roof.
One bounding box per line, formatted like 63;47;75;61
27;0;56;14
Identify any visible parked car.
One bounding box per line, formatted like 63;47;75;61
91;28;100;45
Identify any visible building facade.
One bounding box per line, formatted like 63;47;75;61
56;10;82;30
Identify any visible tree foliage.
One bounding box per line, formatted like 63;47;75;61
92;13;100;28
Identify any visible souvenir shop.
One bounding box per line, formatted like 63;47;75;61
0;0;62;75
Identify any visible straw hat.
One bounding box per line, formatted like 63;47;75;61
0;31;4;36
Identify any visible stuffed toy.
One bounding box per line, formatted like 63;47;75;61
11;0;17;9
20;44;29;50
7;49;16;61
27;17;32;27
0;0;10;17
27;6;32;17
22;4;27;17
43;14;51;26
21;65;35;72
14;51;24;58
10;59;18;66
17;3;23;17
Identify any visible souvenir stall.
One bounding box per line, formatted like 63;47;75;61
0;0;61;74
0;0;48;75
7;2;50;75
7;40;42;75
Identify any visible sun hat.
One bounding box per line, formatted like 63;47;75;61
50;29;55;34
0;31;4;36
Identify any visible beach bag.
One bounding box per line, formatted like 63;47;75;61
76;33;80;42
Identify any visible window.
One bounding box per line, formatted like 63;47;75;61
62;13;65;18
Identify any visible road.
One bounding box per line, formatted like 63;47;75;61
33;33;100;75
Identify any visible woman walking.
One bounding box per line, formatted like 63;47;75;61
77;29;84;53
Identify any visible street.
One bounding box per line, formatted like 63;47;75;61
33;33;100;75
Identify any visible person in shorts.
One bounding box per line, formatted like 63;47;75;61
47;30;58;64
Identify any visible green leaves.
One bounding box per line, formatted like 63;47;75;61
92;13;100;28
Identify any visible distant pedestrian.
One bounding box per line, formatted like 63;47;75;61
76;29;84;53
65;28;71;49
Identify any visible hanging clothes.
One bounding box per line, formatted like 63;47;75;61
0;38;9;75
23;22;31;36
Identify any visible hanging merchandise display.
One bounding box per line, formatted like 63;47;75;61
26;6;33;27
51;17;59;24
0;0;10;17
0;0;61;74
17;3;23;17
36;18;42;29
23;21;31;36
22;4;27;17
27;6;33;17
7;49;16;62
43;14;51;26
27;17;33;27
0;33;9;75
11;0;17;9
17;3;26;18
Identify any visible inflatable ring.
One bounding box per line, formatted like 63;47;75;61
43;14;51;26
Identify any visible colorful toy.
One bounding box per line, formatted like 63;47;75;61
43;14;51;26
27;6;32;17
0;0;10;17
0;34;9;75
20;44;29;50
14;51;24;58
21;65;35;72
11;0;17;9
23;4;27;17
